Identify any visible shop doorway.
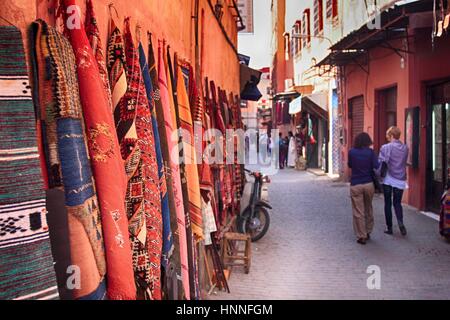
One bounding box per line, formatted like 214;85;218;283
427;81;450;212
349;95;365;146
375;86;397;152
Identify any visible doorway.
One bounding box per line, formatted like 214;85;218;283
427;81;450;212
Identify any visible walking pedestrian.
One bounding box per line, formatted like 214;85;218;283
284;136;289;167
379;126;409;236
278;132;287;169
348;132;380;245
287;131;297;168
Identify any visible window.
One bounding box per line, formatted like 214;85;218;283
302;9;311;48
314;0;324;36
284;33;290;61
326;0;338;19
290;27;296;58
295;21;301;55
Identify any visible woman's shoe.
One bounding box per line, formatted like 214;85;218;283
384;228;393;235
366;233;371;240
399;225;407;236
357;238;367;245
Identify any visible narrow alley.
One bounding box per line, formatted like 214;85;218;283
212;169;450;300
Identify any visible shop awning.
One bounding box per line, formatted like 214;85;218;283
316;0;433;68
240;64;262;101
302;94;328;120
289;96;302;114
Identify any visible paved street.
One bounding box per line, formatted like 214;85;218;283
211;169;450;300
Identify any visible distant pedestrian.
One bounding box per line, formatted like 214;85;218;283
348;132;380;245
283;136;289;167
278;132;287;169
287;131;297;168
379;126;409;236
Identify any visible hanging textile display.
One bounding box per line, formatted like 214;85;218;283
31;20;106;300
0;25;59;301
166;49;198;299
138;39;174;298
155;37;190;300
85;0;112;110
175;58;204;300
210;81;228;228
231;94;244;208
121;17;162;300
158;43;191;299
107;17;130;140
175;60;203;240
107;17;145;298
61;0;136;300
187;66;217;242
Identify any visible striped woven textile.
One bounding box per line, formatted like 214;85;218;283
0;25;59;301
31;19;106;299
138;42;172;268
62;0;136;300
85;0;112;111
158;43;190;300
147;35;182;300
175;61;203;240
106;17;147;300
107;18;134;143
166;49;197;300
123;18;162;300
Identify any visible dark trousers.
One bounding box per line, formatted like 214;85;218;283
279;148;287;168
383;184;404;229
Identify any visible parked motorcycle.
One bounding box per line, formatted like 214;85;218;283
237;169;272;242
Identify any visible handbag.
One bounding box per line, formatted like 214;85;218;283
372;171;383;193
380;161;388;178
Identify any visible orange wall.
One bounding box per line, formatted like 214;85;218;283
271;0;286;94
342;31;450;210
0;0;240;95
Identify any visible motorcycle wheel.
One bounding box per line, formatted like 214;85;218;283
236;207;270;242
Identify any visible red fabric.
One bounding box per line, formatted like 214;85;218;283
62;0;136;300
123;18;162;300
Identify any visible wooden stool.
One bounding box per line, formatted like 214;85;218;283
221;232;251;274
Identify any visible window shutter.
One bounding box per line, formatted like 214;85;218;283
314;0;324;36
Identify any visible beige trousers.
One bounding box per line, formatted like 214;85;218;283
350;182;375;239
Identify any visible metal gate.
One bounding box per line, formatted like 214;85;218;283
349;96;364;146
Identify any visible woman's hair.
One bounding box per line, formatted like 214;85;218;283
386;126;401;140
353;132;373;149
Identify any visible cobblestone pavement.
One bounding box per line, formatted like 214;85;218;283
210;169;450;300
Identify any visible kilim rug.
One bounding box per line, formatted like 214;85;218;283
85;0;112;111
176;59;203;300
157;42;190;300
166;48;198;300
175;61;203;240
147;34;182;301
107;16;150;300
138;42;172;271
123;18;162;300
62;0;136;300
0;25;59;300
31;19;106;300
